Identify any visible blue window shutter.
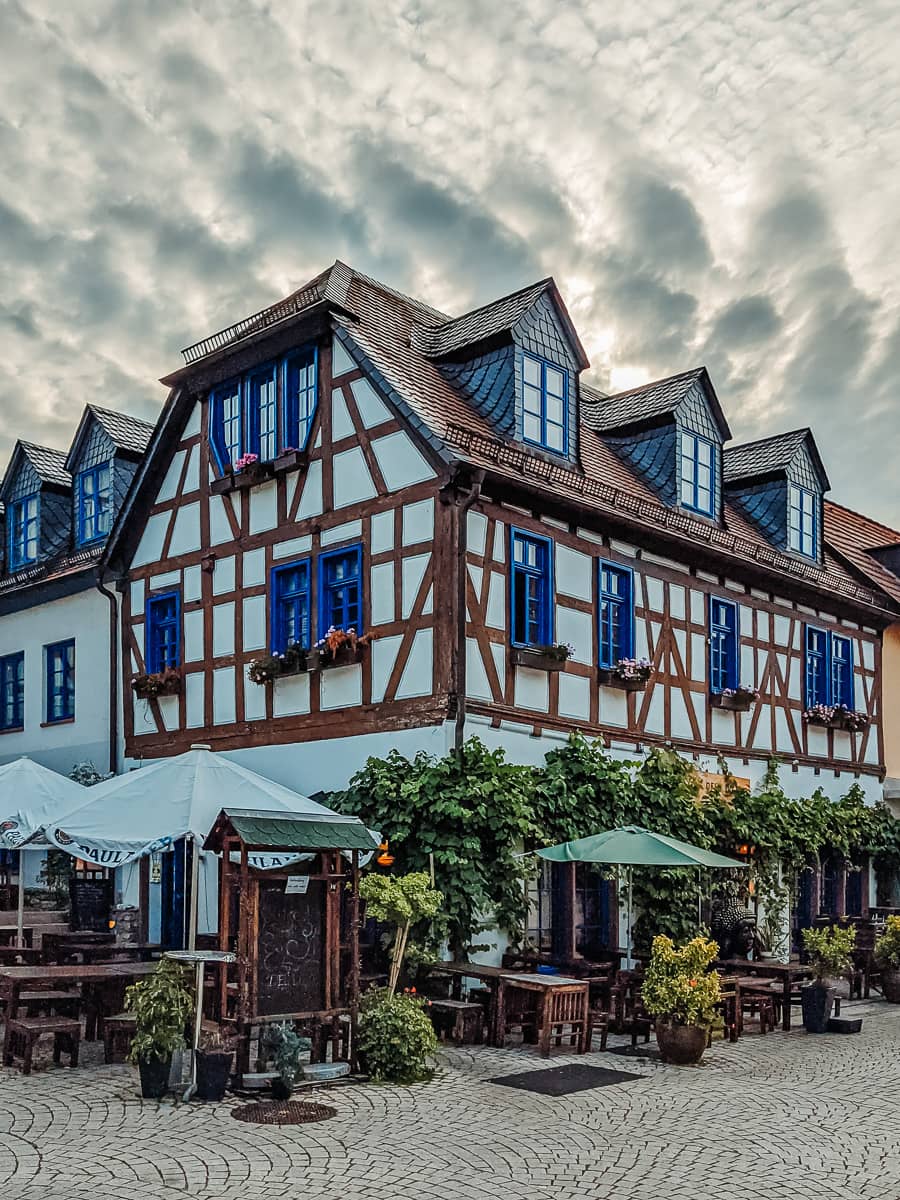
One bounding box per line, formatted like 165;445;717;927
247;365;278;461
804;625;830;707
76;463;112;545
317;545;364;637
209;382;242;470
510;528;554;648
598;562;634;667
271;560;311;653
146;592;182;674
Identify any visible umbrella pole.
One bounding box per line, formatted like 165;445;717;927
625;866;633;970
187;837;200;952
16;849;26;949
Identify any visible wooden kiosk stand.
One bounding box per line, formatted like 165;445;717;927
204;808;378;1077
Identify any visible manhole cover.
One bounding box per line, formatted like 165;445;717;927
232;1101;337;1125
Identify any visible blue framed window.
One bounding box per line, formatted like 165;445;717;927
209;381;243;471
283;348;318;451
805;626;855;709
318;546;362;634
598;562;633;667
789;485;818;558
271;560;311;653
805;626;830;707
146;592;181;674
248;365;278;461
45;640;75;723
8;494;39;569
0;652;24;731
680;432;716;516
709;597;738;693
511;529;553;647
522;354;567;454
76;463;112;544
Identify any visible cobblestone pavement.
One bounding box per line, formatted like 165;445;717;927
1;998;898;1200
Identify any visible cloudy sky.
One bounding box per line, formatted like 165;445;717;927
2;1;899;522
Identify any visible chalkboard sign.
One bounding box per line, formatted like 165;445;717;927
69;877;114;932
257;880;324;1016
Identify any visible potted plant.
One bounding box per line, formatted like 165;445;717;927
711;684;760;712
598;657;653;691
803;703;835;728
132;667;182;699
232;452;273;489
262;1021;304;1101
831;705;869;733
195;1026;234;1102
801;924;856;1032
247;643;308;685
125;958;193;1099
510;643;574;671
641;934;721;1065
357;988;437;1083
875;916;900;1002
273;445;306;474
309;626;374;669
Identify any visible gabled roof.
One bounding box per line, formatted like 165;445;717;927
65;404;155;472
0;442;71;502
824;502;900;608
581;367;731;440
410;277;589;368
724;428;831;491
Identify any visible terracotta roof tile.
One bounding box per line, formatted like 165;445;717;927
824;502;900;607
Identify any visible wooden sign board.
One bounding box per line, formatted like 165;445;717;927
256;879;324;1016
284;876;310;895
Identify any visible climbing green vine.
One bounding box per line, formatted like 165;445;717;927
332;733;900;958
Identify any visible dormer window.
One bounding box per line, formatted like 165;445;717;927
680;432;716;516
209;346;318;471
76;463;112;545
789;484;818;558
9;494;39;569
522;354;568;454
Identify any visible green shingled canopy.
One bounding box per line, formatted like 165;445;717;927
215;808;379;852
536;826;746;967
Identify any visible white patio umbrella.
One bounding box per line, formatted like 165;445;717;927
43;743;371;949
0;756;86;947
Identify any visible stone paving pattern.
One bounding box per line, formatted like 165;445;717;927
1;998;898;1200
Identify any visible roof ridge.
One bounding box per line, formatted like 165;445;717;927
87;402;156;430
725;427;811;452
598;366;705;404
424;276;552;331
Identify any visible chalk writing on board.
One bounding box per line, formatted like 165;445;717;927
257;882;324;1014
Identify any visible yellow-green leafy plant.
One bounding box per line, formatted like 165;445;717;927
641;935;721;1027
802;924;856;982
358;871;442;994
875;916;900;970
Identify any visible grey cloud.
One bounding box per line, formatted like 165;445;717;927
711;296;781;348
616;173;713;274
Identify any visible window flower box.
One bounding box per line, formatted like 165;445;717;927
510;644;573;672
598;658;652;692
272;447;307;475
803;704;868;733
247;646;309;686
210;455;275;494
308;627;374;671
711;685;760;713
132;668;182;699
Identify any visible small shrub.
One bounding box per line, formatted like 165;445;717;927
875;916;900;970
802;924;856;982
261;1022;309;1088
641;935;721;1027
357;988;437;1083
126;958;193;1065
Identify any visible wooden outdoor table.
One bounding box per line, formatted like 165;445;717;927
0;923;69;948
0;962;158;1036
48;943;161;965
497;973;590;1057
716;960;812;1030
428;962;510;1045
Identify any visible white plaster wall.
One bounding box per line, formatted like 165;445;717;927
0;587;112;774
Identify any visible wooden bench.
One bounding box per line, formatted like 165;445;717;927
103;1012;137;1064
3;1016;80;1074
428;998;484;1044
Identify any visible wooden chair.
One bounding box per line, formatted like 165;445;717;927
103;1013;137;1064
738;983;776;1035
3;1016;81;1075
428;998;485;1044
541;986;590;1056
585;1009;610;1052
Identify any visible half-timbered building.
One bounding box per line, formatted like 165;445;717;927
102;262;900;942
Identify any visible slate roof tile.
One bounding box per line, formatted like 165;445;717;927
411;279;552;357
88;405;155;456
581;369;706;433
18;442;70;488
723;430;812;483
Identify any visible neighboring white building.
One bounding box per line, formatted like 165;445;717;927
0;406;153;885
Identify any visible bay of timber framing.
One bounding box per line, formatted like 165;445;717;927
123;354;454;756
465;501;884;776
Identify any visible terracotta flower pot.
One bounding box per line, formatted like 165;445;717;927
881;967;900;1003
654;1018;708;1065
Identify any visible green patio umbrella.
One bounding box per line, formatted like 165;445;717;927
536;826;747;967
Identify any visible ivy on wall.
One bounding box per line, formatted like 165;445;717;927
332;734;900;957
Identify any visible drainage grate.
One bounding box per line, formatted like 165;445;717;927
232;1101;337;1125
